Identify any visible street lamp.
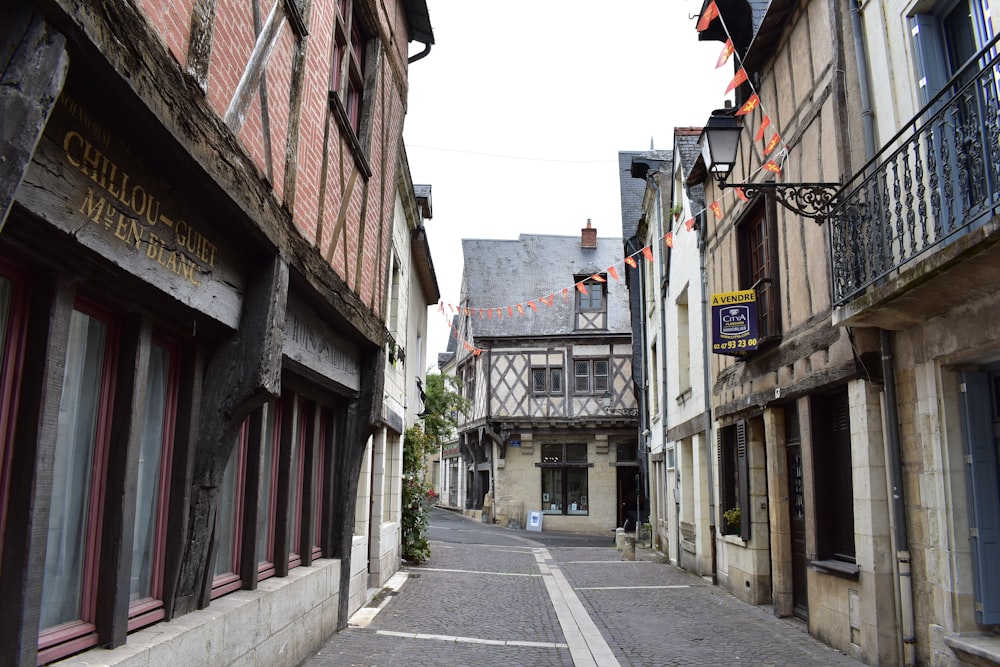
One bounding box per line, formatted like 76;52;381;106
698;108;842;222
698;108;742;183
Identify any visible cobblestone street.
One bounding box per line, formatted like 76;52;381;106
300;508;862;667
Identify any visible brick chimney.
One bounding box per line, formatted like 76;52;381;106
581;219;597;249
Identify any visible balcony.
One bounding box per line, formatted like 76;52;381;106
829;36;1000;328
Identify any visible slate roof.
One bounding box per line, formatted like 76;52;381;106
673;128;706;212
461;234;632;339
618;150;672;240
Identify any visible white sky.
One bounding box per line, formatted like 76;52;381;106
403;1;734;363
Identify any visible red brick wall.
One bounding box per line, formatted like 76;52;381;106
137;0;193;68
133;0;412;324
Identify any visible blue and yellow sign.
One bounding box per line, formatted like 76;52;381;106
711;290;759;355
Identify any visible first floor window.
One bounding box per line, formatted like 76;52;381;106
213;424;248;598
128;339;178;628
532;366;563;394
718;421;749;539
540;443;589;515
574;359;608;394
811;389;855;562
39;306;114;650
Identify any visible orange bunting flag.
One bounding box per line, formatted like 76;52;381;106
496;307;503;319
764;132;781;155
507;306;514;318
608;265;620;281
448;303;454;313
528;301;538;312
473;348;482;357
685;217;696;231
590;273;606;283
438;301;445;313
754;115;771;142
517;304;524;316
479;309;484;319
725;68;748;94
764;160;782;174
487;308;492;319
641;246;653;262
665;231;674;248
736;187;749;202
696;0;719;31
716;38;734;68
562;288;570;301
625;256;638;268
575;281;588;295
735;93;760;117
710;201;723;219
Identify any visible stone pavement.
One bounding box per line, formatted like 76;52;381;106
300;509;862;667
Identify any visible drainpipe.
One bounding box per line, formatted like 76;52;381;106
850;2;914;664
699;209;717;580
408;42;432;64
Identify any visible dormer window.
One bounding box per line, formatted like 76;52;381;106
575;275;607;330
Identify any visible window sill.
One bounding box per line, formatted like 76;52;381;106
721;534;746;546
944;633;1000;667
809;559;860;580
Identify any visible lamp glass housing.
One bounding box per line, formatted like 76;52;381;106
699;110;742;177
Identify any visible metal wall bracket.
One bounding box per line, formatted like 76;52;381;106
720;181;842;222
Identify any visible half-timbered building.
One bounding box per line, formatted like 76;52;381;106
0;0;433;664
454;224;639;534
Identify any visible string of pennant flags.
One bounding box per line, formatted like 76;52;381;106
440;1;794;356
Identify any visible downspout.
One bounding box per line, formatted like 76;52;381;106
850;2;914;664
699;209;717;581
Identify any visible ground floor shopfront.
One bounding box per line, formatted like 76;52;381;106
0;53;387;667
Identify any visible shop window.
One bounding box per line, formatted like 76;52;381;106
331;0;371;137
811;389;855;563
574;359;608;394
539;443;589;515
718;421;749;539
213;423;249;598
127;339;179;629
256;402;280;580
737;200;780;342
38;305;116;657
531;365;563;394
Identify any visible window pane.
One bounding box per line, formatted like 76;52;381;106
257;403;277;566
130;343;170;602
594;360;609;392
566;443;587;463
541;443;562;463
541;468;563;514
287;401;304;559
550;368;562;393
574;361;589;392
214;438;240;578
41;310;107;629
532;368;546;393
566;469;588;515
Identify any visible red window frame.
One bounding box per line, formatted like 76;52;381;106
0;259;29;569
211;421;249;599
330;0;368;134
127;336;180;630
37;300;119;663
257;401;281;581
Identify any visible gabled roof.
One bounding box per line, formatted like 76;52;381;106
461;234;632;339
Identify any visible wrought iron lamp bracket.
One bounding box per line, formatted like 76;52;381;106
720;181;842;222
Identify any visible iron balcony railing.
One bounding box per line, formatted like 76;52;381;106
829;35;1000;307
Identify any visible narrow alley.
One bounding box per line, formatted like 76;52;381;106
301;508;862;667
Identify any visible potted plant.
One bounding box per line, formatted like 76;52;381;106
723;506;741;532
670;203;683;221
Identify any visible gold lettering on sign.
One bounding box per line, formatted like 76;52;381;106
64;128;219;288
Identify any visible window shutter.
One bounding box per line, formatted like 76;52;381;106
910;15;949;107
959;372;1000;624
717;428;725;527
737;420;750;540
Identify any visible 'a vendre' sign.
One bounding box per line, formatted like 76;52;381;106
711;290;759;356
